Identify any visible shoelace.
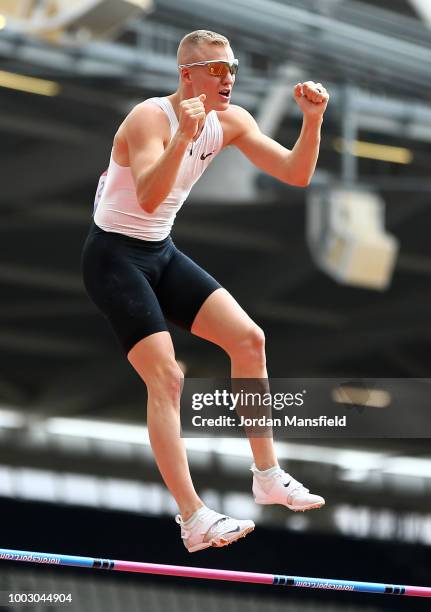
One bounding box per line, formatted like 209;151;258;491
175;514;192;539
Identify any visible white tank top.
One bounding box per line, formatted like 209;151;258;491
93;97;223;241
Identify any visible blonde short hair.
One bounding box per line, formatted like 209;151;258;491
177;30;230;64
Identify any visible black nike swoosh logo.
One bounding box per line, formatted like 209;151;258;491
283;481;292;488
200;152;214;160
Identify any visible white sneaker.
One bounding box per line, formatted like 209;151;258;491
175;506;255;553
251;464;325;512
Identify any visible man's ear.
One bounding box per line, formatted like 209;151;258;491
180;68;192;84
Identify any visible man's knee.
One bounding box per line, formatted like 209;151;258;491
129;351;184;404
229;324;266;365
155;361;184;403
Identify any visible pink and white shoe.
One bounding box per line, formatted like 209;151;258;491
175;506;255;553
251;464;325;512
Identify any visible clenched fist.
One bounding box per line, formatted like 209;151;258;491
178;94;207;141
294;81;329;119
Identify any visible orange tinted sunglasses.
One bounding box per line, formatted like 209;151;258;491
178;59;239;77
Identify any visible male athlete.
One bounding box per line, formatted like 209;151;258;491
82;30;329;553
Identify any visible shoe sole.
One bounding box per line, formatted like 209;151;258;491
187;525;255;553
287;501;325;512
255;499;325;512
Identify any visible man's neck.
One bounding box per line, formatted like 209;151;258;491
166;90;183;121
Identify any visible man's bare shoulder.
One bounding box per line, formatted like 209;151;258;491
116;99;171;150
125;100;169;128
218;104;258;146
219;104;254;124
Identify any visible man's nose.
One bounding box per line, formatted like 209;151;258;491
221;71;234;85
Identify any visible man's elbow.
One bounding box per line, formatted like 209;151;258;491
285;176;312;188
139;198;158;214
137;185;159;213
137;176;159;213
297;177;312;188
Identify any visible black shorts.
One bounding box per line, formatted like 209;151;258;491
81;222;221;354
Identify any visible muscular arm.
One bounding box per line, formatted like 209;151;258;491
229;82;328;187
125;95;206;214
125;104;189;214
230;107;321;187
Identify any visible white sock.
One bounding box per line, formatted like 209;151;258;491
252;463;280;478
183;505;208;526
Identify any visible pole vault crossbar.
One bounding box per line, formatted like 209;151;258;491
1;548;430;598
